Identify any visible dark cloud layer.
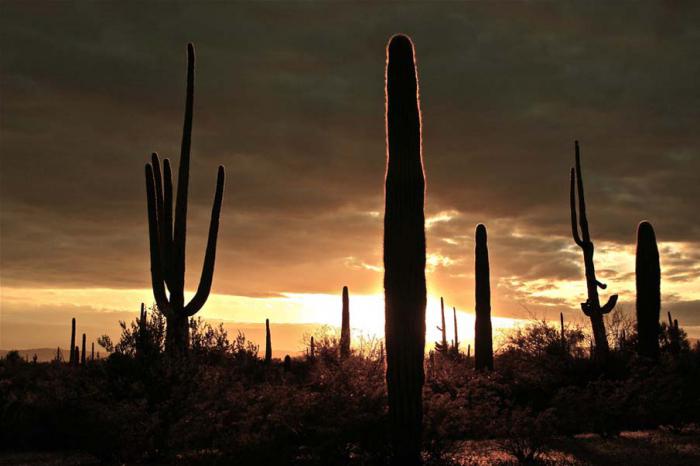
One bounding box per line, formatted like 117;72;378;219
1;3;699;319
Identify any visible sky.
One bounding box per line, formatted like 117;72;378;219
1;3;699;354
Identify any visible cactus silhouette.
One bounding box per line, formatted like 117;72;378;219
560;312;566;348
668;311;681;355
309;336;316;361
144;44;225;356
474;224;494;371
265;318;272;364
340;286;351;358
452;306;459;355
435;297;448;354
636;221;660;359
467;343;471;358
69;317;76;365
74;346;80;365
91;342;94;361
570;141;617;361
383;34;426;466
81;333;86;365
283;354;291;372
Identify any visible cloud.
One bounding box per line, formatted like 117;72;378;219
0;3;698;324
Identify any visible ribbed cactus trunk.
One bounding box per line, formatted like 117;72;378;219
144;44;225;358
383;34;426;466
81;333;86;365
570;142;617;362
474;224;494;371
636;221;660;359
264;318;272;364
69;318;76;365
340;286;351;358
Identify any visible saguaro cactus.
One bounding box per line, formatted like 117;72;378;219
435;297;448;354
81;333;86;365
570;141;617;360
74;346;80;365
474;224;494;371
452;307;459;354
91;342;95;361
560;312;566;349
383;34;426;466
636;221;660;359
340;286;351;358
69;318;76;365
309;336;316;361
144;44;226;356
264;318;272;364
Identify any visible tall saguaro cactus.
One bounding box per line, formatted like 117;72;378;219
265;318;272;364
383;34;426;466
570;141;617;360
144;43;226;356
340;286;351;358
474;224;494;371
636;221;660;359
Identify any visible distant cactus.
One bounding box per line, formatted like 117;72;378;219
383;34;426;466
636;221;660;359
452;307;459;355
560;312;566;347
137;303;148;357
81;333;86;365
668;311;681;356
570;141;617;361
340;286;351;358
265;318;272;364
474;224;493;371
435;297;448;354
467;344;471;359
91;342;95;361
309;336;316;361
69;318;76;365
283;354;291;372
74;346;80;365
144;43;225;357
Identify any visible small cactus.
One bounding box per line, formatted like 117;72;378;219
340;286;351;358
81;333;87;365
435;297;448;354
309;336;316;361
69;318;76;365
264;318;272;364
284;354;291;372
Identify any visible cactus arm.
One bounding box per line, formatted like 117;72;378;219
574;141;591;243
570;168;585;248
173;43;195;299
145;164;170;313
601;294;618;314
161;158;175;290
596;279;607;289
185;166;225;316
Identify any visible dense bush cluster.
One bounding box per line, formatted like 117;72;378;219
1;311;698;465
